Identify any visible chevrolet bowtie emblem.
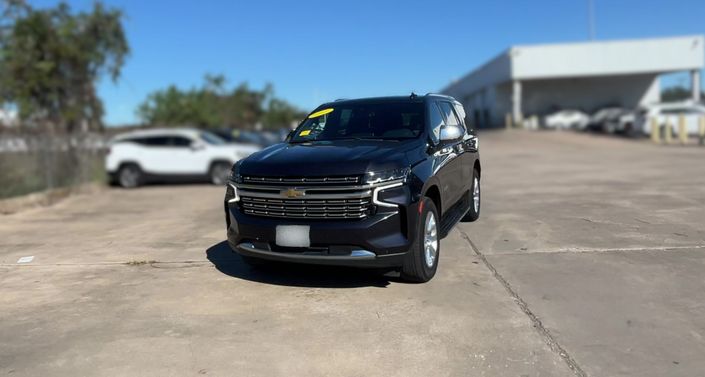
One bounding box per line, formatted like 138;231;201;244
282;188;305;198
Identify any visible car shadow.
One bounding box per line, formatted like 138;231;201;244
205;241;395;288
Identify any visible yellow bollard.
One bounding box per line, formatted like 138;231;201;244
650;118;660;144
699;116;705;146
505;113;512;129
678;114;688;145
664;119;673;144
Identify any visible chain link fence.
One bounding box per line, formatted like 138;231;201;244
0;131;107;199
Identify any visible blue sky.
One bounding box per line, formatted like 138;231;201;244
29;0;705;125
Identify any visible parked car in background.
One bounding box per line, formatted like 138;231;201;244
106;128;260;188
543;109;590;130
212;129;286;147
635;101;705;136
616;111;638;135
587;107;626;133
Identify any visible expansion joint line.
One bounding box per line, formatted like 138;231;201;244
456;228;588;377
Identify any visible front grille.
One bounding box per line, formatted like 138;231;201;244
236;175;373;220
242;175;360;186
240;196;371;219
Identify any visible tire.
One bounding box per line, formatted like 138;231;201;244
462;168;481;222
210;162;231;185
401;197;440;283
117;164;142;189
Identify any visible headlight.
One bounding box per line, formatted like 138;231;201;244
364;167;410;185
228;161;243;184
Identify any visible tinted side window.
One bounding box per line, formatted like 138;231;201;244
124;136;168;146
439;101;462;128
453;103;471;132
428;102;445;143
169;136;192;147
143;136;170;146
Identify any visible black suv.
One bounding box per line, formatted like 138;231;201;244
224;94;480;282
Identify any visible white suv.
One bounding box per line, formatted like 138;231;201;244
635;101;705;136
106;128;260;188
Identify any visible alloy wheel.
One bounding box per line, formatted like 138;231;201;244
424;212;438;268
473;177;480;212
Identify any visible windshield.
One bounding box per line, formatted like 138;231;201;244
200;131;227;145
290;102;425;142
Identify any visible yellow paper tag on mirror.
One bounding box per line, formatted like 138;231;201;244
299;130;311;136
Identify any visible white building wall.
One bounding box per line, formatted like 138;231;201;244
442;35;704;127
521;74;661;116
512;35;704;79
443;51;512;100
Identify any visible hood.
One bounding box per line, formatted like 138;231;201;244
240;139;421;177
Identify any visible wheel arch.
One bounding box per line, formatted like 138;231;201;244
423;184;442;217
117;161;142;171
208;159;234;173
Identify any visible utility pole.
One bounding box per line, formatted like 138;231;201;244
587;0;596;40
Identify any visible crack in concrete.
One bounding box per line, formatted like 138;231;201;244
0;260;211;268
456;228;589;377
499;244;705;256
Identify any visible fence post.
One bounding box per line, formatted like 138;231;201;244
650;118;660;144
699;116;705;146
505;113;512;129
678;114;688;145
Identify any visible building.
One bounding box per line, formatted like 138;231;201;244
0;108;19;127
441;35;704;128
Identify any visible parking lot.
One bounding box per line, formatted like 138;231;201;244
1;130;705;376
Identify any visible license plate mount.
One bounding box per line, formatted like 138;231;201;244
275;225;311;248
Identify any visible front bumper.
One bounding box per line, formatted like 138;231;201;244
225;193;418;268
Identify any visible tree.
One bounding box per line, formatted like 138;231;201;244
0;0;129;132
661;86;704;103
137;75;305;129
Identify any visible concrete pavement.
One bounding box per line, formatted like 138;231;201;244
1;130;704;376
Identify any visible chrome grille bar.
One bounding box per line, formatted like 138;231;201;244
234;176;403;220
243;175;360;186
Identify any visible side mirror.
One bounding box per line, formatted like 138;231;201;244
439;125;463;143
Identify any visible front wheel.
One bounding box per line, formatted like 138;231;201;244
210;162;231;185
117;164;142;189
462;168;480;222
401;197;440;283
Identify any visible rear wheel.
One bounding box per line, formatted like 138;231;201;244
401;197;439;283
462;168;480;222
210;162;231;185
117;164;142;188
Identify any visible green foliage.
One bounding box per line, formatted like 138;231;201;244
137;75;306;129
661;86;704;103
0;0;129;131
